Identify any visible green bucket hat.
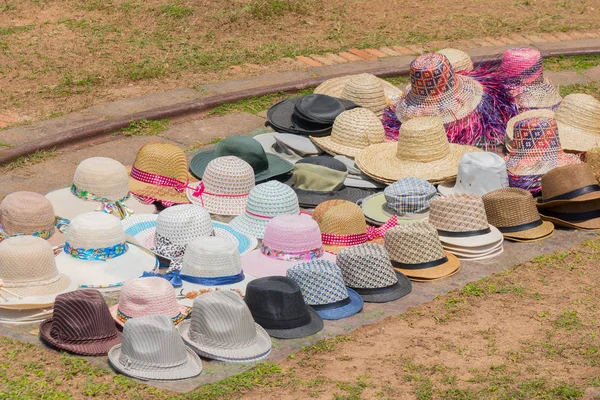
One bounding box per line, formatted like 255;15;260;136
189;136;293;183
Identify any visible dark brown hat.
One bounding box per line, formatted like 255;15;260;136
40;290;121;356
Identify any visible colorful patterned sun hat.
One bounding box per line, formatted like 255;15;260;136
436;48;473;73
554;93;600;152
229;181;300;239
286;259;363;320
46;157;156;221
437;152;509;196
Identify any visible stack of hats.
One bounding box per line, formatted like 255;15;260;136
437;152;509;196
554;93;600;152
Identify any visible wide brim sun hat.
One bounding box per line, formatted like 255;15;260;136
314;74;403;103
0;308;54;324
555;93;600;152
359;192;428;226
515;78;562;111
436;48;474;73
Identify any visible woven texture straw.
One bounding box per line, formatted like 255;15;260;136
555;93;600;152
436;48;473;73
429;193;489;232
314;73;403;106
499;47;552;96
505;109;554;152
181;236;242;278
310;108;385;158
537;164;600;207
0;191;56;238
515;79;562;111
355;116;480;184
585;147;600;184
339;74;389;116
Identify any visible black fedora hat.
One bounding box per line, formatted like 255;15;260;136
244;276;323;339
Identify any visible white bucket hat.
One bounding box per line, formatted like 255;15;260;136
437;152;509;196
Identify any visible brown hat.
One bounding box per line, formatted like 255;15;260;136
482;188;554;242
585;147;600;184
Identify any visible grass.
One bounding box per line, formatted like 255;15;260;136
4;148;57;169
544;54;600;72
119;119;169;137
560;82;600;98
208;88;314;116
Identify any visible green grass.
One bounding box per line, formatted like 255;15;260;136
208;88;314;116
161;2;194;18
119;119;169;137
5;148;57;169
559;82;600;98
554;310;581;330
544;54;600;72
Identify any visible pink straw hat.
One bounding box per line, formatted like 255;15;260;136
241;214;336;278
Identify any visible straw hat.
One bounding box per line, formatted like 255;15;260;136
129;142;197;207
437;152;509;196
482;188;554;241
554;94;600;152
0;236;75;309
314;73;403;108
179;290;272;362
436;48;473;73
516;82;562;111
108;314;202;381
186;156;254;216
355;116;481;185
384;221;460;281
310;108;385;158
229;181;300;239
55;212;158;290
585;147;600;184
0;191;65;246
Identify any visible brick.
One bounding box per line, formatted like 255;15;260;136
198;70;313;95
423;41;446;51
309;54;336;66
324;53;349;63
484;37;506;46
509;34;530;44
364;48;388;58
406;45;425;54
379;46;400;56
523;34;545;43
539;33;561;42
391;46;414;55
348;48;378;60
295;55;323;67
338;51;363;61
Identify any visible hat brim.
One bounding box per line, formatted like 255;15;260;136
359;192;429;226
309;135;365;159
266;98;334;137
127;166;197;206
442;239;503;255
353;271;413;303
313;288;364;320
177;273;257;308
393;252;460;280
504;230;554;242
186;182;250;216
537;198;600;230
293;186;375;209
557;122;600;153
229;212;270;239
0;273;77;310
449;245;504;261
314;75;403;101
536;193;600;209
408;266;461;282
241;249;337;278
262;306;324;339
322;237;385;255
109;303;190;328
0;308;53;324
497;220;554;241
179;321;272;362
40;319;122;356
539;215;600;230
438;225;504;247
108;343;202;381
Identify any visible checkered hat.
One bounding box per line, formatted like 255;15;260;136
384;177;438;215
286;260;350;306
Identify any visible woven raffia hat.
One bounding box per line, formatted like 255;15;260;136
516;82;562;111
436;48;473;73
0;236;76;309
179;290;271;362
336;243;412;302
482;188;554;241
356;116;480;185
437;152;509;196
186;156;254;216
129;142;198;207
109;277;190;327
554;94;600;152
286;259;364;320
108;314;202;381
47;157;156;221
55;212;158;290
229;181;299;239
40;290;122;356
384;222;460;281
0;191;65;246
310;108;385;158
241;214;336;278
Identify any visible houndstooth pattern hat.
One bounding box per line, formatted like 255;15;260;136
286;260;350;306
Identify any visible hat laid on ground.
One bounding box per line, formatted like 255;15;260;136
385;222;460;281
554;93;600;152
310;108;385;158
0;191;65;246
254;132;322;164
356;116;481;185
241;214;337;278
47;157;156;220
286;259;363;320
179;290;271;362
336;243;412;302
109;277;190;327
108;314;202;381
436;48;473;74
55;212;158;290
186;156;254;216
334;155;386;189
505;111;581;194
229;181;300;239
0;236;76;310
189;136;293;183
313;200;397;254
536;164;600;230
40;289;121;356
437;152;509;196
360;177;437;226
482;188;554;242
245;276;324;339
586;147;600;184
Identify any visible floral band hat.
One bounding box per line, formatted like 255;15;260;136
46;157;156;221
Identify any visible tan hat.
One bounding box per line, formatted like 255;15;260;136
436;48;473;73
310;108;385;158
585;147;600;184
554;94;600;152
482;188;554;241
355;116;480;185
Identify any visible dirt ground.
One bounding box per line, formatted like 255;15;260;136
0;0;598;122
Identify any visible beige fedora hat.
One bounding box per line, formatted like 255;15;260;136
554;94;600;152
436;48;473;74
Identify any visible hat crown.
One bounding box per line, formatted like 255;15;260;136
73;157;130;200
341;74;387;113
429;193;489;232
245;276;311;325
293;157;348;192
0;236;59;285
384;177;437;214
245;181;299;218
482;188;540;227
156;204;213;245
214;137;269;174
315;201;368;236
336;243;398;289
500;47;544;90
262;214;322;252
0;191;55;235
453;152;509;195
509;115;563;162
117;277;183;319
286;260;349;306
133;142;189;183
555;93;600;133
202;156;255;196
409;53;456;97
540;164;598;200
384;222;446;264
66;212;125;249
181;236;242;278
330;108;385;148
396;117;451;161
437;48;473;73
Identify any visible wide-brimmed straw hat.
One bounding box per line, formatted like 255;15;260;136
482;188;554;241
437;152;509;196
0;236;76;309
128;143;197;207
241;214;337;278
310;108;385;158
179;290;272;362
47;157;156;221
108;314;202;381
436;48;473;74
586;147;600;183
356;116;480;185
554;94;600;152
0;191;65;246
55;212;158;290
40;290;122;356
385;222;460;281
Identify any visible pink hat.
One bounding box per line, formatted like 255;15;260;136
241;214;336;278
109;277;189;327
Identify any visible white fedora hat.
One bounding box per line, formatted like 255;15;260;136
437;152;509;196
